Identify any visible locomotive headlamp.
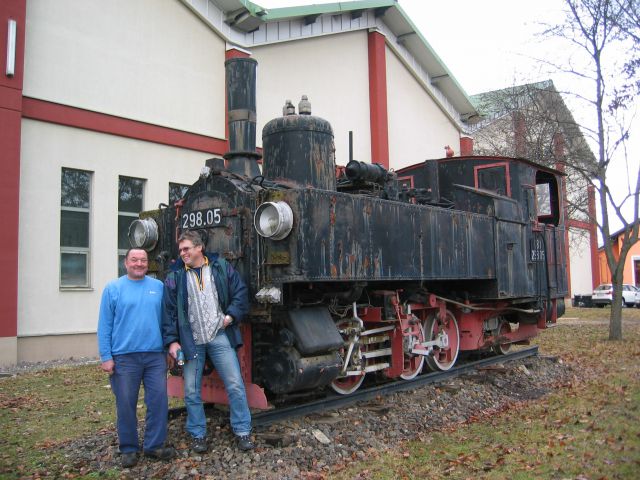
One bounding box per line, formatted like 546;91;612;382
254;201;293;240
128;218;159;251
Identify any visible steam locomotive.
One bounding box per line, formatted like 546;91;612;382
128;58;567;408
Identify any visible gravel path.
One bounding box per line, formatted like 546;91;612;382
55;355;575;479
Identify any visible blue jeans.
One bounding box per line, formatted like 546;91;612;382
110;352;168;453
183;330;252;438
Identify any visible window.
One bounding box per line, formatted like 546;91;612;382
535;170;560;225
60;168;91;287
118;176;145;276
475;163;510;196
169;182;189;205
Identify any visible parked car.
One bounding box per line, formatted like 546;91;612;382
592;283;640;307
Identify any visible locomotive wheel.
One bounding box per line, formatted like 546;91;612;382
492;320;512;355
400;323;426;380
331;318;365;395
423;310;460;371
331;372;365;395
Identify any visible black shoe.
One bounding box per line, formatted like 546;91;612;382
191;437;208;454
143;446;176;461
237;434;255;451
121;452;138;468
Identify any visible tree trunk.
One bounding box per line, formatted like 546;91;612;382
609;271;624;340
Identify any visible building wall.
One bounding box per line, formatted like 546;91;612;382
4;2;472;366
18;119;210;337
598;237;640;286
251;31;371;165
386;46;460;168
24;0;226;138
568;227;593;295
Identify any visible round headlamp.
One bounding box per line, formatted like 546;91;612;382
128;218;159;251
254;201;294;240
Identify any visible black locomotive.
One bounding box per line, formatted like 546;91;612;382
129;58;567;407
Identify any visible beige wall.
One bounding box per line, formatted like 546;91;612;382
386;46;460;169
24;0;226;138
18;334;97;364
252;31;371;165
0;337;18;369
568;228;593;296
18;119;211;337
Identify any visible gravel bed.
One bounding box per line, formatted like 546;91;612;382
53;355;575;479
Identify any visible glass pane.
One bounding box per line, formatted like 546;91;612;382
536;183;551;216
61;253;87;286
169;183;189;204
60;210;89;247
118;254;126;277
118;215;136;250
61;169;90;208
119;177;144;212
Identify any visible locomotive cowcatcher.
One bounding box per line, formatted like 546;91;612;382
128;58;567;408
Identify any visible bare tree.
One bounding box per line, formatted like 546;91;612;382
544;0;640;340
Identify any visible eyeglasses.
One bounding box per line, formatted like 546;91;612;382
179;246;194;253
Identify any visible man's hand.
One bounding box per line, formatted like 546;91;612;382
168;342;181;359
223;315;233;328
101;359;115;375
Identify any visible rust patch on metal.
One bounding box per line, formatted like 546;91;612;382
330;264;338;277
266;251;290;264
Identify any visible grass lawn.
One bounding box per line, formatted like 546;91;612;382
335;307;640;479
0;307;638;479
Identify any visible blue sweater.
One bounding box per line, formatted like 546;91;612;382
97;275;164;362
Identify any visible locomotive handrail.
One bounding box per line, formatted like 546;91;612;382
433;294;541;314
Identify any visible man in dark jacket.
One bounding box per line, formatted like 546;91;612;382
163;230;254;452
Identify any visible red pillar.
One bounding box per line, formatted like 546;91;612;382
554;134;571;298
0;0;25;341
513;112;526;157
459;136;473;156
367;30;389;168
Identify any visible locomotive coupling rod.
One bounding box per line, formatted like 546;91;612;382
340;303;365;375
412;334;449;355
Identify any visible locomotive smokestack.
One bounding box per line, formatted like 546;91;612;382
224;57;261;177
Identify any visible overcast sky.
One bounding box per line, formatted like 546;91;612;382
259;0;638;228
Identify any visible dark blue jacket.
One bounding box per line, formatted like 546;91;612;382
162;252;249;360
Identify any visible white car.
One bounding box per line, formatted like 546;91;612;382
592;283;640;307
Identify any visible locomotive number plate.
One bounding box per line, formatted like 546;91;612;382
181;208;222;229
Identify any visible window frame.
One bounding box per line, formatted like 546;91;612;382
60;168;92;289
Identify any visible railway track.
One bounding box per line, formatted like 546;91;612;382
169;346;538;425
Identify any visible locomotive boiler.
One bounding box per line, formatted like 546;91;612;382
128;58;567;408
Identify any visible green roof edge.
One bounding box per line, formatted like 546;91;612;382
261;0;396;20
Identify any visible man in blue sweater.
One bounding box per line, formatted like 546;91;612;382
98;248;175;468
